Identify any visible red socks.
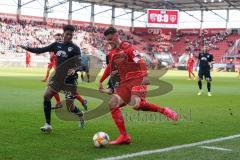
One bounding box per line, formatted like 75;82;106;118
75;95;84;104
53;93;61;104
111;107;127;135
138;100;164;113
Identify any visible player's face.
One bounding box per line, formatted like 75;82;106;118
63;31;74;42
105;34;120;48
54;35;62;43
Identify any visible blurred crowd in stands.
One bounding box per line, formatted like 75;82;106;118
0;17;240;66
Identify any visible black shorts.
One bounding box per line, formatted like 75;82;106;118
48;75;78;100
107;75;120;93
81;66;89;72
198;69;212;81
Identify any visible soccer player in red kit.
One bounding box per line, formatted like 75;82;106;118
99;27;178;145
42;33;62;82
26;52;31;68
187;54;195;80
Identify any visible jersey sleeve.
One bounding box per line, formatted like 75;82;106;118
126;47;148;77
210;54;214;62
26;42;56;54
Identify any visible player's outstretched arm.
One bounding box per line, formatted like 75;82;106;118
19;43;56;54
98;64;110;93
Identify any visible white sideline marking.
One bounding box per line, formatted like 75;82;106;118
98;134;240;160
200;146;232;151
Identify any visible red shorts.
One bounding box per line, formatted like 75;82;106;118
48;62;55;69
115;78;147;104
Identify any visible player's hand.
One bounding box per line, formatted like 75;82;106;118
98;82;104;93
67;68;76;76
142;76;150;85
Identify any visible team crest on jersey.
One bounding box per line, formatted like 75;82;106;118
68;47;73;52
56;51;68;58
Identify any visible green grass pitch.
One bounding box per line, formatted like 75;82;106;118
0;67;239;160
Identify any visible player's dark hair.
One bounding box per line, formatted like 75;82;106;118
104;26;117;36
63;25;75;32
55;33;62;37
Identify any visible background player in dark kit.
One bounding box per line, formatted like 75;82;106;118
197;47;214;96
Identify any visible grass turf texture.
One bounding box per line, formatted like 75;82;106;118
0;67;239;160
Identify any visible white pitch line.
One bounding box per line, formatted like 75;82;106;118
98;134;240;160
200;146;232;151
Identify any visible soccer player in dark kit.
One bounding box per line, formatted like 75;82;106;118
20;25;84;132
197;47;214;96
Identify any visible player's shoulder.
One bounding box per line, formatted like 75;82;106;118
120;41;132;50
50;41;58;47
71;42;80;49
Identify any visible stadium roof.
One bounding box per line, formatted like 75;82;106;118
73;0;240;11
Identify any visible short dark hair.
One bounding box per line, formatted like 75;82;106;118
104;26;117;36
55;33;62;37
63;25;75;32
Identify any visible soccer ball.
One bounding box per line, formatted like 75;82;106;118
93;132;110;148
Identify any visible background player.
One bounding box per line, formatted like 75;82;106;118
25;51;31;68
41;33;62;82
238;64;240;77
187;54;195;80
197;47;214;96
20;25;84;132
99;27;178;145
80;47;90;83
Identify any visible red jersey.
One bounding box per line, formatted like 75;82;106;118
49;52;56;64
26;52;31;62
187;57;195;67
100;42;147;83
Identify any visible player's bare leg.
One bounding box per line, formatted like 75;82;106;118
51;93;62;110
80;72;84;82
109;94;131;145
197;77;203;96
86;71;90;83
130;95;178;121
40;86;56;133
188;71;192;80
191;71;196;80
206;78;212;96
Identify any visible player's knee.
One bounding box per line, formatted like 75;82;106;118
129;99;140;109
108;100;118;110
43;94;51;101
206;78;212;82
